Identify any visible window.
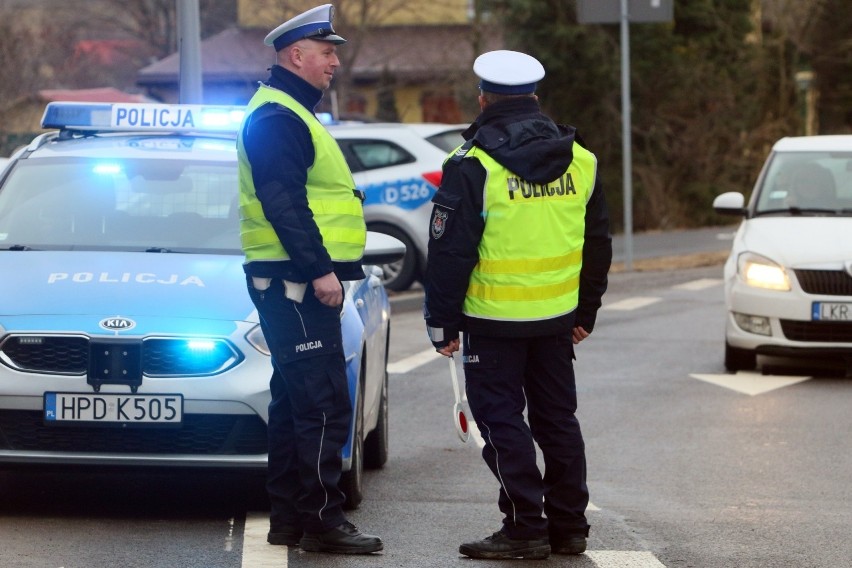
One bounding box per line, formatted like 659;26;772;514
341;139;415;172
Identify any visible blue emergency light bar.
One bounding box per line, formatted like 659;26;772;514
41;102;246;134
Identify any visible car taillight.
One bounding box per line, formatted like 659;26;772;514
422;171;442;187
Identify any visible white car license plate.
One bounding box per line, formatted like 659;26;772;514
44;392;183;425
812;302;852;321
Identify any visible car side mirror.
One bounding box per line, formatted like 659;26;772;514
713;192;746;216
363;230;406;265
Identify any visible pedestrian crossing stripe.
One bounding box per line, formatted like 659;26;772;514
587;550;667;567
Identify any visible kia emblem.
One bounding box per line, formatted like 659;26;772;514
99;317;136;331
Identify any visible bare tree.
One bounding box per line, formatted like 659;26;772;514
0;5;76;105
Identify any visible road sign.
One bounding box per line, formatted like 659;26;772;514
577;0;673;23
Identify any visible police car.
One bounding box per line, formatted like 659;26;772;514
713;135;852;373
0;102;404;509
328;121;465;291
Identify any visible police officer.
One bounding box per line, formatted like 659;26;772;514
424;50;612;560
237;3;382;555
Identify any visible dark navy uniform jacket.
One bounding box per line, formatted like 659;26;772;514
241;65;364;283
423;97;612;344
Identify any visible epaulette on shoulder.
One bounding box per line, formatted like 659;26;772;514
449;139;475;164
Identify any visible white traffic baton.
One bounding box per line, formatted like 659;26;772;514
448;355;471;443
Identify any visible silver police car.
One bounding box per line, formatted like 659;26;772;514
0;102;403;508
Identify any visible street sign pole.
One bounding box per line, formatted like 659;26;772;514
620;0;634;271
576;0;673;272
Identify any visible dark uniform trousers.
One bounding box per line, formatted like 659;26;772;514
463;332;591;541
247;276;351;534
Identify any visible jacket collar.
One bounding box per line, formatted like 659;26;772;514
266;65;324;112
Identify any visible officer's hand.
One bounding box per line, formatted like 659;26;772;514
313;272;343;307
427;325;459;354
572;325;590;344
436;338;460;357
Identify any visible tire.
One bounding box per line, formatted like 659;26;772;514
364;346;389;469
725;342;757;372
367;223;418;292
340;373;364;510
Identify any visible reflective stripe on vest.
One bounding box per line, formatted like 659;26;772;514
461;143;597;321
237;85;365;263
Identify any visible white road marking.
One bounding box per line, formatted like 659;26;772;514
242;512;287;567
672;278;722;291
603;297;661;311
388;348;441;374
587;501;601;512
587;550;667;567
225;516;235;552
690;371;811;395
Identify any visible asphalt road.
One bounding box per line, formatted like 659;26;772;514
3;228;850;567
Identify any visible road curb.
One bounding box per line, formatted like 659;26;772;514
389;290;424;314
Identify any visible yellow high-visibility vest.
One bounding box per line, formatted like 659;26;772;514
237;85;365;264
461;144;597;321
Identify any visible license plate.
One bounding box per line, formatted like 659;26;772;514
812;302;852;321
44;392;183;425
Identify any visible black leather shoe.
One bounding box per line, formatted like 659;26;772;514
551;536;587;555
267;525;302;546
299;521;383;554
459;531;550;560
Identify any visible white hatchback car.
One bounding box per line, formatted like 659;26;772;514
329;122;465;291
713;135;852;372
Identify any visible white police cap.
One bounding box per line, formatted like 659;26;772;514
474;50;545;95
264;4;346;51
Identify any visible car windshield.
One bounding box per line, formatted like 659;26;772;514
0;156;240;252
754;151;852;215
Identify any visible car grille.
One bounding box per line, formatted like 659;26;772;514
0;335;241;376
0;410;267;455
794;269;852;296
780;320;852;343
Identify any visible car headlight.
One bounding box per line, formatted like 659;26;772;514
737;252;790;291
245;324;270;356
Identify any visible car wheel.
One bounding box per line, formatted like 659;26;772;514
340;372;364;510
725;342;757;372
368;223;417;292
364;337;389;469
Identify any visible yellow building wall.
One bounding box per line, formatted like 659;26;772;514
239;0;470;28
355;85;425;122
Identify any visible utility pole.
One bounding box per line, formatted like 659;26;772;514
177;0;203;104
576;0;673;271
